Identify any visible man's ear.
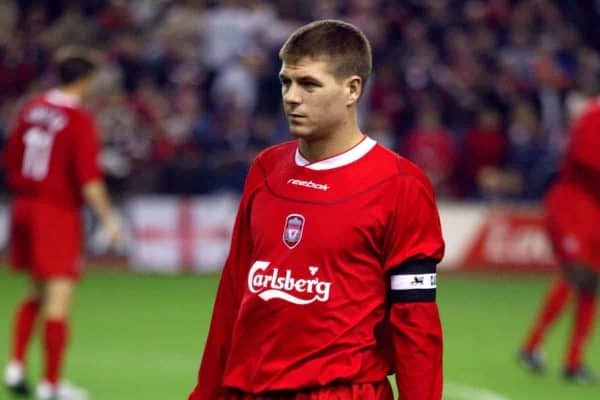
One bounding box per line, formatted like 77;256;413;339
345;76;362;106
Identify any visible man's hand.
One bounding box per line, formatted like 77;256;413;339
82;180;123;249
100;212;123;248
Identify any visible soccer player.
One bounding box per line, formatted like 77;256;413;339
2;48;122;399
188;20;445;400
519;99;600;383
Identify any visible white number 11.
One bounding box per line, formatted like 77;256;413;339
22;127;55;181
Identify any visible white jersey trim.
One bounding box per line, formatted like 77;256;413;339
391;273;437;290
294;136;377;170
45;89;81;108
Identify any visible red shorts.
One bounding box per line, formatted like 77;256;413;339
9;197;84;280
222;382;393;400
545;182;600;271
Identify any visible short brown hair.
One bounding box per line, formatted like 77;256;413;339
53;46;99;85
279;20;372;93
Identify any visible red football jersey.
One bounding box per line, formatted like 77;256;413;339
544;99;600;268
4;89;102;207
560;99;600;198
190;137;445;400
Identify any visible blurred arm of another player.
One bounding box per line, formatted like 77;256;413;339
383;174;445;400
82;180;122;246
74;109;123;248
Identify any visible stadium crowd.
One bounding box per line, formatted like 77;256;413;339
1;0;600;200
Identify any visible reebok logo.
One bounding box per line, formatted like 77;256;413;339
287;178;330;191
248;261;332;305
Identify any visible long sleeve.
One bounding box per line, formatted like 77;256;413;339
188;257;243;399
72;112;102;186
382;173;445;400
188;163;259;400
388;298;443;400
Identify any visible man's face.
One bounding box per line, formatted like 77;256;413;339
279;57;353;140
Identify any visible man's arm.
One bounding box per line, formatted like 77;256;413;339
74;113;122;245
383;174;445;400
387;261;443;400
82;180;122;245
188;162;259;400
188;250;243;400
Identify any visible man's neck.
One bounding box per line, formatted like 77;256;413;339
299;122;365;163
56;83;83;100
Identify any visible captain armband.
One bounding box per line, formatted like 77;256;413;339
388;259;437;303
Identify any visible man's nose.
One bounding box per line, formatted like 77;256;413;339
283;84;301;105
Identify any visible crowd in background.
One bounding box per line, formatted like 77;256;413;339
1;0;600;201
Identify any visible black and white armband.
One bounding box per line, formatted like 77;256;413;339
388;259;437;303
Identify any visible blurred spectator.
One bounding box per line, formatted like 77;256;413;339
565;46;600;125
400;105;457;196
477;100;549;199
46;2;101;47
1;0;599;200
211;50;264;113
365;113;395;150
0;2;17;44
0;37;42;96
458;108;507;198
194;107;276;192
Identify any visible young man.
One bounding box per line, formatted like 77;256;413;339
519;99;600;383
188;20;445;400
3;48;122;399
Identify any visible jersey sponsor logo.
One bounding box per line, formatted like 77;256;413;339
287;178;330;191
283;214;304;249
248;261;332;305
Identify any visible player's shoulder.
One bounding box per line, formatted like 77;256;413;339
577;98;600;124
16;92;85;123
17;93;47;113
369;146;438;209
252;140;297;170
243;141;296;190
42;90;91;116
583;98;600;114
570;99;600;143
370;143;432;187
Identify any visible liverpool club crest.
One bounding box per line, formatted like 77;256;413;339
283;214;305;249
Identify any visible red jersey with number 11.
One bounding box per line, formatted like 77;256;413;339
190;137;445;400
4;89;102;208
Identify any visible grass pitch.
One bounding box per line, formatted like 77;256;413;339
0;268;597;399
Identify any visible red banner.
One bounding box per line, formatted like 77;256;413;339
461;208;559;271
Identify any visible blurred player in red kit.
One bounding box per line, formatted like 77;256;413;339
188;20;445;400
519;99;600;383
2;48;122;399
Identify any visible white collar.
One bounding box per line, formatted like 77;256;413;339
294;136;377;170
45;89;80;108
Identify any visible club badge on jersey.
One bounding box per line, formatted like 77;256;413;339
283;214;305;249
